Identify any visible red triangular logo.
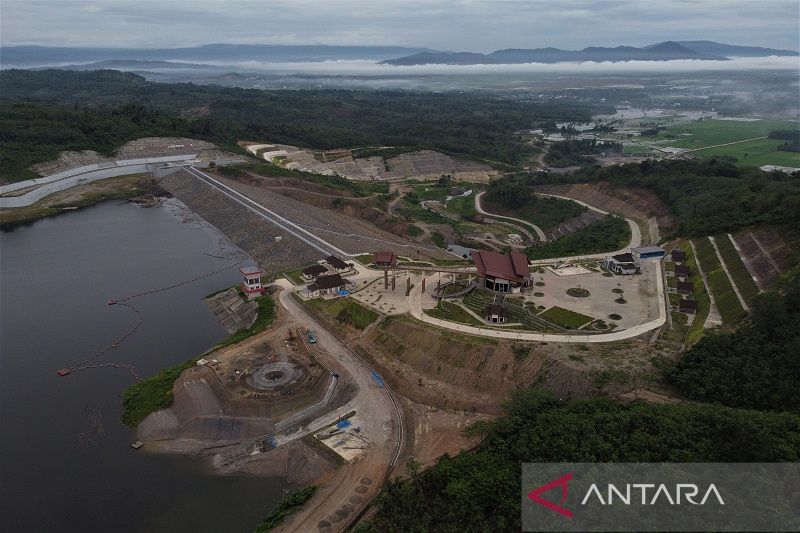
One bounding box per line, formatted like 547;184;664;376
527;472;574;518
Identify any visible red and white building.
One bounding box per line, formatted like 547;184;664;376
240;266;264;299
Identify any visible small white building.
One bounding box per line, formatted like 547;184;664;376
304;273;351;298
603;253;638;275
485;304;506;324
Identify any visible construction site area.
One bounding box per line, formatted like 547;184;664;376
242;141;497;181
5;134;774;533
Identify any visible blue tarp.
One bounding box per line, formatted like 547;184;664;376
337;419;352;429
338;289;350;296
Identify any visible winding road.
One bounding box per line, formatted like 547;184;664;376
274;283;404;532
410;192;660;343
474;191;547;241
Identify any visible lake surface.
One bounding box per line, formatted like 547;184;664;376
1;201;288;532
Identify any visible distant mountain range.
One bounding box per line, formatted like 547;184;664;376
0;43;436;67
382;41;799;65
37;59;223;71
1;40;796;69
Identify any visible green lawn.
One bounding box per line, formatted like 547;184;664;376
411;184;449;202
445;194;477;219
693;237;747;324
693;138;800;167
306;297;378;330
539;306;594;329
283;264;317;285
713;234;761;304
424;300;484;326
353;254;374;265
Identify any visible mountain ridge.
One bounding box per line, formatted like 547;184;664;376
383;40;797;65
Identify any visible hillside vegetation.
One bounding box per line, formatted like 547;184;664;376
667;275;800;412
525;215;630;260
529;159;800;236
483;176;586;229
360;388;800;532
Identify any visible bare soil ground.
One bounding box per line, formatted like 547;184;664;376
30;137;218;177
349;315;669;415
400;400;488;468
732;227;797;291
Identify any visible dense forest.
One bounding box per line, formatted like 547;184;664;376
360;388;800;532
525;215;630;260
524;159;800;236
0;102;190;180
483;175;586;229
543;139;623;167
666;275;800;412
0;69;604;181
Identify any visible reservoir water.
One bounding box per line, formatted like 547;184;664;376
1;200;288;532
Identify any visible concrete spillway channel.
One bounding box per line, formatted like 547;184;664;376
185;167;350;258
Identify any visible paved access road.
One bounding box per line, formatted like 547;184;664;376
275;283;403;532
474;191;547;241
408;192;661;343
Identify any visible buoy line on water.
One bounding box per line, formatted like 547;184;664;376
56;254;247;379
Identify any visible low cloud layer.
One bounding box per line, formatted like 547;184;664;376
1;0;798;52
197;56;800;75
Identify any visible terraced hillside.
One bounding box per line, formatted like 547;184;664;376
692;237;747;324
713;234;761;304
731;228;797;291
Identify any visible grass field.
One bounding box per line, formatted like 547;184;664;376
283;264;317;285
713;234;761;304
425;300;484;326
663;119;797;147
353;254;374;265
659;119;800;168
307;297;378;330
444;194;477;220
692;237;747;324
539;306;594;329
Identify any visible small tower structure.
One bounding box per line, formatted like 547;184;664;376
240;266;264;299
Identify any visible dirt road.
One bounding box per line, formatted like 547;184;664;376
275;284;403;532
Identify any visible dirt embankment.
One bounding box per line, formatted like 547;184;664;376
353;317;595;414
534;182;674;245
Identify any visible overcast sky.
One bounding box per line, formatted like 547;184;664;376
2;0;798;52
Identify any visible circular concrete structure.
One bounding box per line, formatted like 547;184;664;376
246;361;302;390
